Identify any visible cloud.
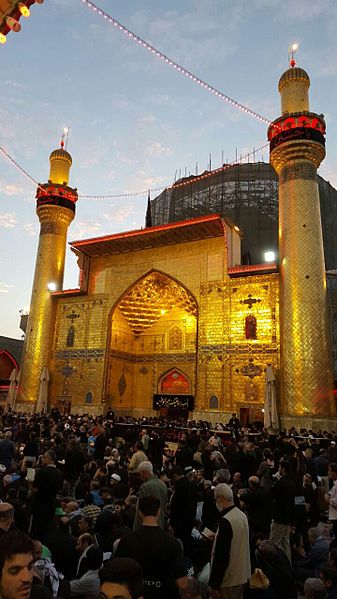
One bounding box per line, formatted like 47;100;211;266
0;183;24;196
103;205;137;224
146;142;173;157
253;0;330;18
0;212;17;228
22;223;37;236
72;221;103;239
0;284;14;294
140;115;157;125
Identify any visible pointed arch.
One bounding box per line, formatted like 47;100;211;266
158;368;191;394
103;268;198;401
0;350;19;383
107;268;198;321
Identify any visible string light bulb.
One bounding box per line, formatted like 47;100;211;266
0;141;269;201
18;2;30;17
81;0;272;126
0;33;6;44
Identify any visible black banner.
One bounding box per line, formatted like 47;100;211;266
153;394;194;410
270;126;325;153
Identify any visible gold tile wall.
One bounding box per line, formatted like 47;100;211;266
50;236;279;417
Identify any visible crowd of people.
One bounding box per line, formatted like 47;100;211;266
0;407;336;599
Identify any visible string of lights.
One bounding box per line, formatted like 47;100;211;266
0;142;269;201
81;0;272;127
0;146;45;193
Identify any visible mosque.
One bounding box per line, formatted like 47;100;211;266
14;63;337;429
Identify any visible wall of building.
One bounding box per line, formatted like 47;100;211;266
50;236;280;420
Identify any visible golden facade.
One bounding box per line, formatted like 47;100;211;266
47;221;279;421
269;66;334;419
17;146;77;409
17;63;336;425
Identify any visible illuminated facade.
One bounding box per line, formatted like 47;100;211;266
16;146;78;409
17;64;337;425
48;217;279;422
268;66;334;422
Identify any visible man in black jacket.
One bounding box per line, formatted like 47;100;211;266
269;459;296;563
116;496;187;599
169;466;197;556
31;451;63;541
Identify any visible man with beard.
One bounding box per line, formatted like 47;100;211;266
0;531;49;599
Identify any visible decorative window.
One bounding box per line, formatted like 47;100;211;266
245;315;257;340
85;392;93;404
66;326;75;347
209;395;219;409
160;369;190;394
168;326;183;350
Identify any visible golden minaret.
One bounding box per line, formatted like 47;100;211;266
268;60;334;419
17;142;78;409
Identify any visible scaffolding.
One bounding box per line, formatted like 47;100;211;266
151;162;337;269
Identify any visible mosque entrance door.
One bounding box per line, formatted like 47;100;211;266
57;399;71;415
106;271;197;414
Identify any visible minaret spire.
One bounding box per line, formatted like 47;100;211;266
17;143;78;410
268;59;334;422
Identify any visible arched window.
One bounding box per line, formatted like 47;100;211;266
66;326;75;347
168;326;183;350
160;369;190;394
85;391;93;404
209;395;219;409
245;315;257;340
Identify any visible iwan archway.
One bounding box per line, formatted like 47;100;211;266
105;270;198;418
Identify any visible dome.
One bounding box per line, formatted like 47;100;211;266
278;67;310;92
49;148;72;165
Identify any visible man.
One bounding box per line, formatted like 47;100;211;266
43;517;78;581
0;431;15;472
63;438;85;498
70;545;102;598
116;496;188;599
141;430;150;453
0;503;15;536
133;462;167;530
128;443;148;475
31;451;63;541
98;557;143;599
303;578;327;599
240;475;272;535
169;465;197;555
269;459;296;563
294;527;329;580
209;483;251;599
314;449;329;492
227;414;240;435
0;530;34;599
76;533;95;578
109;473;128;500
326;463;337;540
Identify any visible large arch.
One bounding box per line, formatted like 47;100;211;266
0;350;19;402
104;270;198;416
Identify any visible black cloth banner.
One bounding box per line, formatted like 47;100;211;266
153;394;194;410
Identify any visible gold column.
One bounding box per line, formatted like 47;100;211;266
17;146;77;408
269;66;334;418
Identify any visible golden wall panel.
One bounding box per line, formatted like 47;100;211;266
276;160;334;417
49;237;281;417
17;206;74;405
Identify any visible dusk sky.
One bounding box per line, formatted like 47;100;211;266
1;0;336;339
